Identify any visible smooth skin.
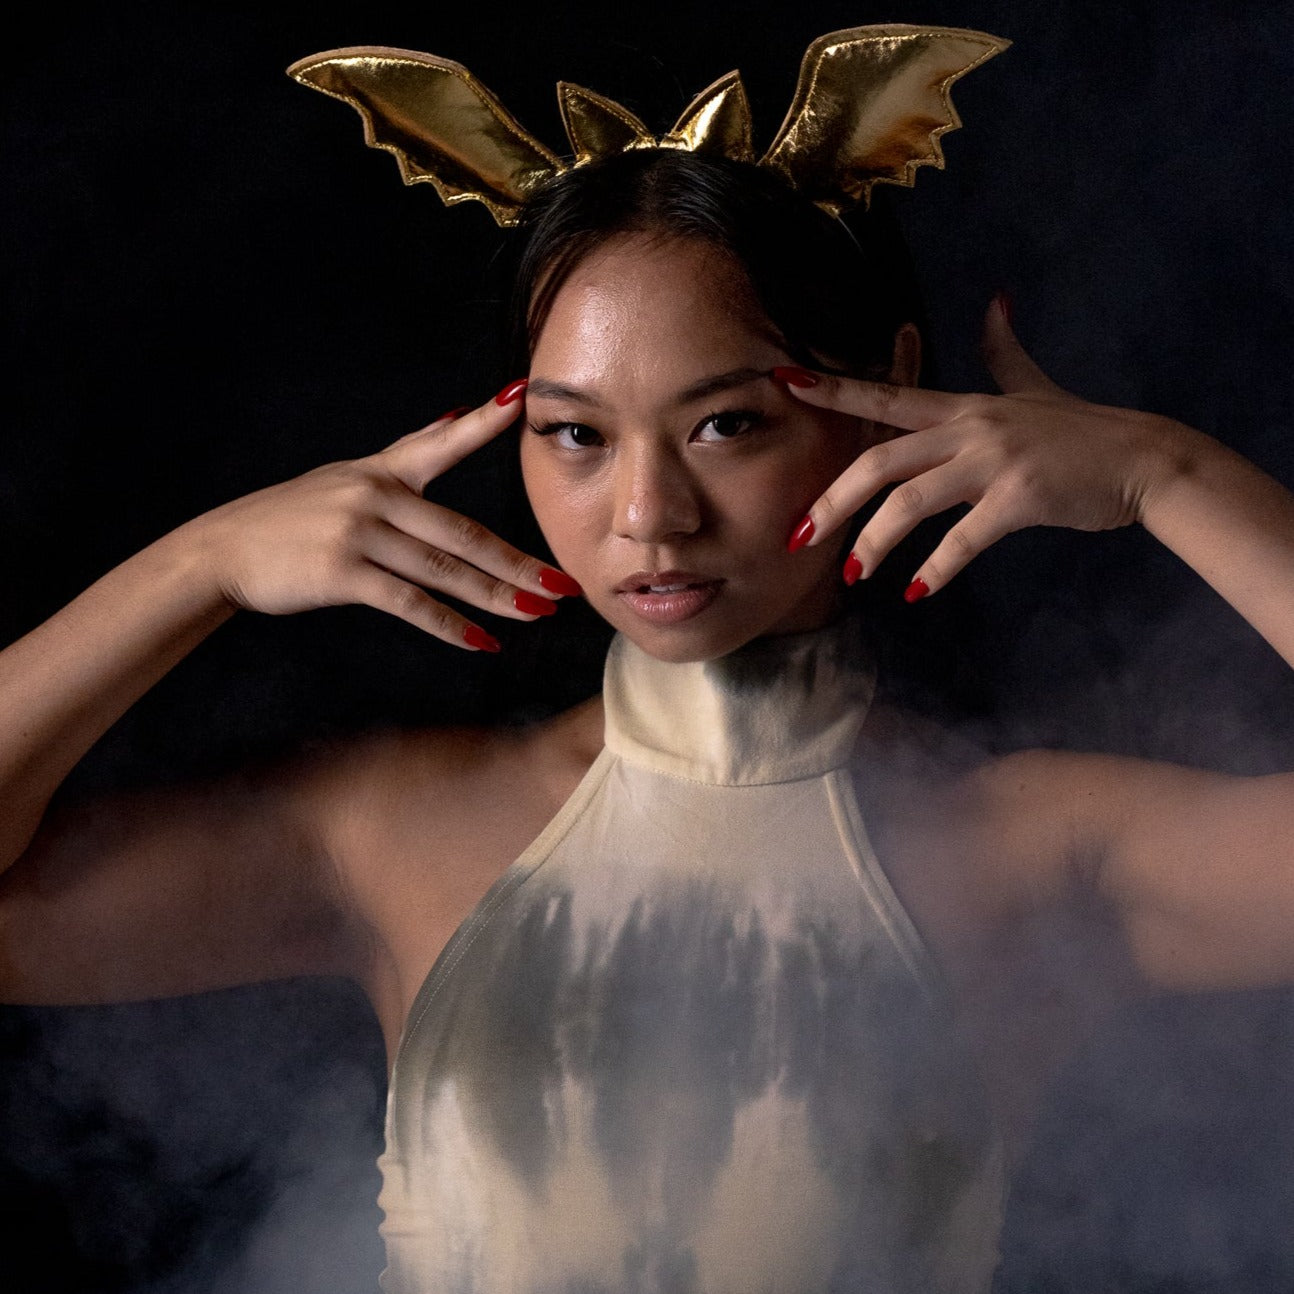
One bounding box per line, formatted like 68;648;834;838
2;234;1294;1156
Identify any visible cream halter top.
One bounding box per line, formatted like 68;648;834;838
378;619;1004;1293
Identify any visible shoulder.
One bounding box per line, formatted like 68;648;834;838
292;693;605;856
855;705;1143;915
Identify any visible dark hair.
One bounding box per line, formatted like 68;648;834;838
506;148;929;383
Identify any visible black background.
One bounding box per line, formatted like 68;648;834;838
3;1;1294;1290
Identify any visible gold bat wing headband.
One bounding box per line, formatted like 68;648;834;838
288;24;1009;227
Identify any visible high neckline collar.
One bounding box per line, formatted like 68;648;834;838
602;616;875;786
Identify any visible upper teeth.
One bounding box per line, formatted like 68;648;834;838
648;584;689;593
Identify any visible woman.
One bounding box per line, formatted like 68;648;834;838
5;31;1294;1294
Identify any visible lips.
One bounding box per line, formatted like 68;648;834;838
614;569;716;594
614;571;724;625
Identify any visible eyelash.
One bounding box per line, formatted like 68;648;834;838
526;409;765;449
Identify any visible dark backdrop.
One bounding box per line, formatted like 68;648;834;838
3;1;1294;1290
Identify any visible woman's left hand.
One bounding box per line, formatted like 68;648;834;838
778;296;1198;598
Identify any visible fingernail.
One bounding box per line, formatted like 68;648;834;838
770;365;819;389
514;590;558;617
995;290;1014;328
787;515;815;553
842;553;863;587
437;405;472;422
538;567;582;597
494;377;529;406
903;577;930;603
463;625;502;652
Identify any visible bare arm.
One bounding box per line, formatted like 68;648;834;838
1139;428;1294;671
0;392;577;1004
968;750;1294;992
781;299;1294;989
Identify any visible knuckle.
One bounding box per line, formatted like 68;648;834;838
861;439;892;477
447;511;488;551
421;545;461;584
1000;468;1042;509
868;381;903;421
814;485;844;525
389;581;429;620
891;480;925;515
945;525;978;559
327;511;371;557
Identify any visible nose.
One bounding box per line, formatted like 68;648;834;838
613;442;702;544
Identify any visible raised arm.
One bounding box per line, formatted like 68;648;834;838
773;296;1294;668
0;388;578;1004
773;300;1294;990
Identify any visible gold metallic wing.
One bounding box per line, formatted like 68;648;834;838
287;46;564;227
760;24;1010;214
662;71;754;162
558;83;656;166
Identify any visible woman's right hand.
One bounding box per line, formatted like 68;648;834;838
181;380;578;652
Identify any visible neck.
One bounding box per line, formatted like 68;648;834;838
602;614;875;786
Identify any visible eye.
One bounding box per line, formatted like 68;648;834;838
527;420;604;450
691;409;764;443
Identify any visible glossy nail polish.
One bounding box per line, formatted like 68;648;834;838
770;365;819;388
995;289;1014;328
463;625;502;652
787;516;815;553
437;405;472;422
842;553;863;587
538;567;582;597
903;577;930;604
514;590;558;617
494;377;529;406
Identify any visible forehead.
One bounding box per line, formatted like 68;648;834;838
530;236;784;392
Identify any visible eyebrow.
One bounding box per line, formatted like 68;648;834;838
526;366;769;410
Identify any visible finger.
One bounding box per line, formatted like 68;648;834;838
350;566;502;652
364;521;559;622
790;426;959;548
384;406;473;449
770;366;960;431
980;294;1066;397
905;498;1019;598
381;493;580;600
845;461;978;580
379;378;529;493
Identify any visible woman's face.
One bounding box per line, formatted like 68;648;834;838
521;234;885;662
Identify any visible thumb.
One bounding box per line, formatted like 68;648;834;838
980;292;1067;396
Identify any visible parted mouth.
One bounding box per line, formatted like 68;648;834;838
614;570;720;594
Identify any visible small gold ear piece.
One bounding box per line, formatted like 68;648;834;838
558;83;656;166
662;71;754;163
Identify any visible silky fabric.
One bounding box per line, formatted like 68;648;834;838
378;618;1004;1293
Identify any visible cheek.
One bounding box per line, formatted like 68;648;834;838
521;450;600;566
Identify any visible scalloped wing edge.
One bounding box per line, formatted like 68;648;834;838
760;24;1011;213
288;46;565;226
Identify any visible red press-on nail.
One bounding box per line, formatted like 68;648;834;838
770;365;820;389
437;405;472;422
903;577;930;604
494;378;529;406
538;567;582;597
995;289;1014;328
514;590;558;617
787;516;815;553
463;625;502;652
842;553;863;587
